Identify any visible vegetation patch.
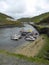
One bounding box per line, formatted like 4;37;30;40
37;35;49;60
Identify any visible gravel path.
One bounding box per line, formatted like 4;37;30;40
0;53;47;65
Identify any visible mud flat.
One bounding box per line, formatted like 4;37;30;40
15;35;45;57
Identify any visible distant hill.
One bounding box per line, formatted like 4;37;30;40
17;18;31;22
0;13;23;27
0;13;14;25
17;12;49;23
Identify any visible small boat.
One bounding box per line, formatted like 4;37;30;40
26;32;39;39
20;29;32;36
21;32;30;36
11;34;21;40
25;35;35;41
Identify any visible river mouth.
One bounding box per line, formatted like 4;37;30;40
0;23;39;52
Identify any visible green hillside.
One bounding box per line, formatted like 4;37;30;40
0;13;13;18
17;12;49;23
0;13;23;27
32;12;49;23
0;13;14;25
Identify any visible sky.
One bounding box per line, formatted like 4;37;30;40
0;0;49;19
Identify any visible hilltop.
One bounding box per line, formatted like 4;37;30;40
17;12;49;23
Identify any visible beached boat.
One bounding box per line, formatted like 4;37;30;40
11;34;21;40
25;35;35;41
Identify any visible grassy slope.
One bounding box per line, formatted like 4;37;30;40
31;12;49;23
0;13;13;24
17;12;49;23
0;13;23;27
37;35;49;60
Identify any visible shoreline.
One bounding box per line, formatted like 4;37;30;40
0;24;24;28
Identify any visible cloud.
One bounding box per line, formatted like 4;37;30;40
0;0;49;19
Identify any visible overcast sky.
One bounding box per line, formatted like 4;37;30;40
0;0;49;19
